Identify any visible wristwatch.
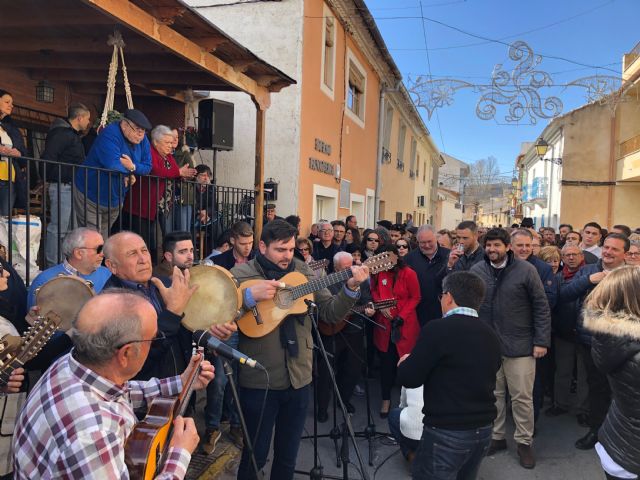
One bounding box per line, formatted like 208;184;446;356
347;284;360;293
129;164;136;173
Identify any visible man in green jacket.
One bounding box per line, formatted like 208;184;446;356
215;219;369;480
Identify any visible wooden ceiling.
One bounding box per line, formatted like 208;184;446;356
0;0;295;99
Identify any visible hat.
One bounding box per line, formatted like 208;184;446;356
123;109;152;131
376;220;393;230
520;217;534;228
390;223;406;233
407;226;418;235
265;203;276;210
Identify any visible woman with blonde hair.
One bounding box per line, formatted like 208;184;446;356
538;246;561;274
584;265;640;480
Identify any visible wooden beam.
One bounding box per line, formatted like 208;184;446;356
254;103;266;242
0;36;162;54
148;6;187;25
0;53;198;71
80;0;271;106
27;68;225;86
191;36;229;53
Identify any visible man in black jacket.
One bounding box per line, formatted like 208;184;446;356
397;271;501;480
404;225;449;326
42;104;91;267
471;228;550;469
558;233;629;450
446;221;485;272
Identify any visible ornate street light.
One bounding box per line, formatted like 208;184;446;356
535;137;549;159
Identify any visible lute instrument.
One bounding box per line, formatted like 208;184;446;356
237;252;398;338
0;311;62;387
308;258;329;272
124;348;203;479
318;298;397;336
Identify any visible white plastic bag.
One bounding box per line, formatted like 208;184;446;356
0;215;41;283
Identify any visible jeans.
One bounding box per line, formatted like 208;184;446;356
388;407;419;459
205;332;240;430
0;180;15;216
412;425;493;480
160;205;193;234
578;343;611;429
45;183;73;267
237;384;310;480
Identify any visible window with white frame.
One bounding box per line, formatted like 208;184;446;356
345;51;366;125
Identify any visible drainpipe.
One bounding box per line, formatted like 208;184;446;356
606;115;616;228
374;80;402;223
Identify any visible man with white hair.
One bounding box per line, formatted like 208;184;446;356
404;225;450;326
316;251;374;422
28;227;111;308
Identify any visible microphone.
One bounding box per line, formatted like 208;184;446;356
304;299;317;309
193;330;264;370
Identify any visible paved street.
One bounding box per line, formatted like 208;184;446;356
202;380;605;480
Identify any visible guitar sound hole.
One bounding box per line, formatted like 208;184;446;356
274;288;294;309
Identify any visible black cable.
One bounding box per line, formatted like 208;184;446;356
251;366;270;451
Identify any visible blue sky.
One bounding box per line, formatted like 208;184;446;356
364;0;639;176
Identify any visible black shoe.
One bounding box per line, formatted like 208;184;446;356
545;406;568;417
575;429;598;450
577;413;589;428
317;410;329;423
346;403;356;414
486;439;507;456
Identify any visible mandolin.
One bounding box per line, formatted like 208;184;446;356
237;252;398;338
0;311;61;387
124;348;203;479
318;298;397;336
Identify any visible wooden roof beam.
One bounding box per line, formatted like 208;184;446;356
81;0;271;109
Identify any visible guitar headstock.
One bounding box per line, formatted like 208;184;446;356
14;311;62;365
363;252;398;275
0;335;23;358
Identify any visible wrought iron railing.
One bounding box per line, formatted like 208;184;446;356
0;155;256;285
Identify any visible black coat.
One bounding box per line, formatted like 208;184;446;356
41;118;86;184
404;246;449;326
586;309;640;475
471;251;551;357
552;271;580;341
211;248;255;271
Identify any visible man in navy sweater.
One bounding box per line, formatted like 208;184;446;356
397;271;501;480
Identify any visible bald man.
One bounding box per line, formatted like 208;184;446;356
103;231;197;380
13;290;214;479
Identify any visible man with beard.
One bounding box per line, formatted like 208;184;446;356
153;231;195;277
446;221;485;272
471;228;550;469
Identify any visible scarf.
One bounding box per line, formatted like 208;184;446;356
255;253;301;357
562;260;585;281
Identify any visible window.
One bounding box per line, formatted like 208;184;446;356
409;137;417;177
416;154;420;177
345;50;367;126
321;12;336;96
397;123;406;171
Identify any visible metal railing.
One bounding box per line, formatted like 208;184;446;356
0;154;256;285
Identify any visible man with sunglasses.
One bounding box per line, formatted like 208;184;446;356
27;227;112;308
74;109;153;239
103;231;197;380
13;290;215;479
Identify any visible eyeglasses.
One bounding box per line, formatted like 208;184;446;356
321;229;333;233
562;253;581;257
116;330;166;350
627;252;640;258
77;244;104;254
438;291;449;301
124;118;145;135
299;247;310;252
366;238;380;243
397;244;408;249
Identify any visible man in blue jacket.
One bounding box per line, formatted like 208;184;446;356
74;109;152;238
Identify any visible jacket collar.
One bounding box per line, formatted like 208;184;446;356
584;309;640;341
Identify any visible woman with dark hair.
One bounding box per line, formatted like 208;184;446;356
395;239;410;257
346;244;363;265
361;230;380;261
370;244;421;418
0;90;28;215
584;266;640;480
345;226;361;247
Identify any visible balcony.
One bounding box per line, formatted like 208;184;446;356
381;147;392;164
521;177;548;207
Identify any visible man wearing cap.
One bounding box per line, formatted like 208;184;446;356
74;109;153;238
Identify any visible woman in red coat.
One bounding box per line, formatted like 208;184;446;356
122;125;195;260
370;244;421;417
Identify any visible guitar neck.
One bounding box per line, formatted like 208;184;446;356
351;299;396;314
0;358;24;386
291;269;352;300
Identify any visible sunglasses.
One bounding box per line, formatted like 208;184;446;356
366;238;380;243
299;247;310;252
78;244;104;254
397;244;409;249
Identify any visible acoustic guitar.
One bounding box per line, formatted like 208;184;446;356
308;258;329;272
237;252;397;338
318;298;397;336
0;311;61;387
124;348;203;479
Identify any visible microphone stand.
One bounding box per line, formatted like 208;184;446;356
295;300;370;480
349;310;391;466
222;359;262;480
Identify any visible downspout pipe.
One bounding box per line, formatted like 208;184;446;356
374;80;402;222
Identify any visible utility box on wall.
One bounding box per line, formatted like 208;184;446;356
197;99;234;150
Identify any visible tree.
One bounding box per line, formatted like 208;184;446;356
462;156;507;219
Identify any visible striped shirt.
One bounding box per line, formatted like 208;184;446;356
13;351;191;479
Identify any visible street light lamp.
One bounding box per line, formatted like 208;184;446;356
535;137;549;158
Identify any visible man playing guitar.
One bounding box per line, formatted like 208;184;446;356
13;290;214;479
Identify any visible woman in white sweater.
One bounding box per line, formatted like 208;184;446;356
388;386;424;462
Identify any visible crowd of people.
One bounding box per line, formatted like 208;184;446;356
1;91;639;480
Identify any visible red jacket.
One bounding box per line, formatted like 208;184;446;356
371;266;421;356
123;146;180;220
